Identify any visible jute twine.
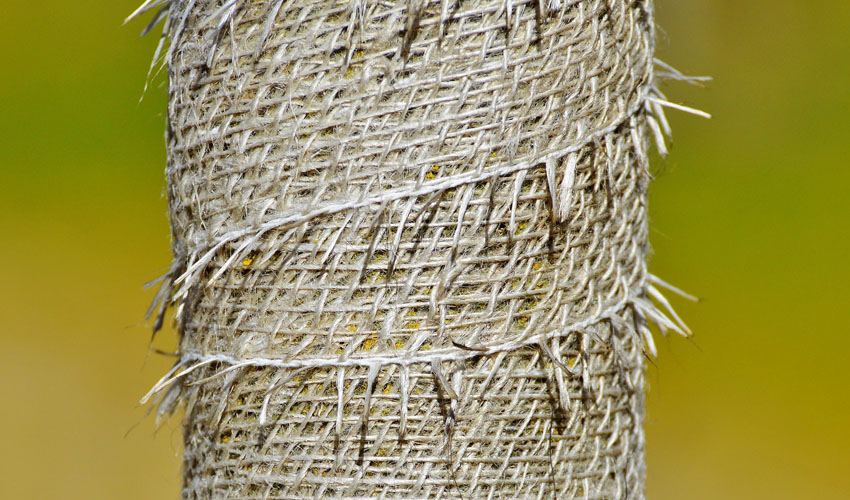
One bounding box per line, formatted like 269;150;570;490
133;1;698;498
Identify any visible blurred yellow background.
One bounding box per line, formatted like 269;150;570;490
1;1;847;499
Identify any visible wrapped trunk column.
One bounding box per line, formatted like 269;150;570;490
142;1;686;498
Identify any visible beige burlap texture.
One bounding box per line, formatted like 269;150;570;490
134;0;697;498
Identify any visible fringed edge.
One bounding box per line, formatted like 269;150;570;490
127;0;621;97
142;277;693;436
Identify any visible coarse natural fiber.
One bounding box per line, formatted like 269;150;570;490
132;1;702;498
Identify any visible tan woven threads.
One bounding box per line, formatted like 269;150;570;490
136;0;691;498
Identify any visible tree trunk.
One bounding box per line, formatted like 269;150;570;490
139;1;687;498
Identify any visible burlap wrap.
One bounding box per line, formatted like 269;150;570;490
136;0;691;498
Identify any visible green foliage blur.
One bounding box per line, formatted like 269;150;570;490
0;1;847;498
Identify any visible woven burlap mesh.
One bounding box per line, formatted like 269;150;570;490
135;0;694;498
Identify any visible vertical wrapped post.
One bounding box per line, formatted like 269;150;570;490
137;0;691;498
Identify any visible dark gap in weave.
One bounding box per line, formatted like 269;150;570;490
436;0;465;51
399;0;423;64
256;418;270;449
431;364;464;500
177;280;202;346
356;365;381;466
483;178;498;247
546;416;558;500
384;202;406;281
254;366;306;449
350;206;386;292
630;304;658;370
579;333;599;407
534;349;570;500
147;252;185;338
536;352;570;433
634;0;652;29
209;369;239;434
532;0;547;47
409;190;445;260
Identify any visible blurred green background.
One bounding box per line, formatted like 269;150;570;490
0;1;847;498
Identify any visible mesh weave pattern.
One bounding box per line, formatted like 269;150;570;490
138;1;687;498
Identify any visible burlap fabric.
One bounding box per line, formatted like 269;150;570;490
135;0;692;498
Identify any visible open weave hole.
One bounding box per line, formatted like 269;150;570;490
136;0;693;498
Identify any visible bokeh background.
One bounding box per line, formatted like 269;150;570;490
1;1;848;498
